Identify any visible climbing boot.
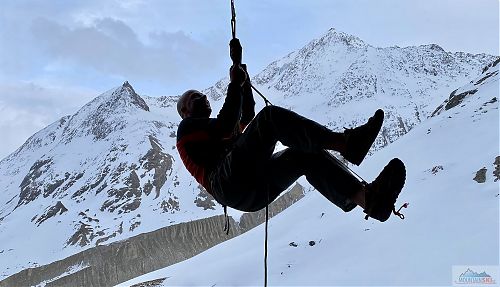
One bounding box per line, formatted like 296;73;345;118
342;109;384;166
363;158;406;222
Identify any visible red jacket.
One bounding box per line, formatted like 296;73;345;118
176;79;255;193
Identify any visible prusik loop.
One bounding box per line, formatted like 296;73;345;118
393;202;409;219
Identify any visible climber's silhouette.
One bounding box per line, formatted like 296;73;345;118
176;39;406;222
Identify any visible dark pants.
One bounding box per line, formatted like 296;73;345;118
209;106;361;212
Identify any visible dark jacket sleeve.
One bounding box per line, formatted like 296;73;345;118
240;64;255;130
216;82;242;137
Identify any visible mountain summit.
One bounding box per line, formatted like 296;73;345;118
206;29;496;150
0;28;498;284
61;81;150;141
111;81;150;112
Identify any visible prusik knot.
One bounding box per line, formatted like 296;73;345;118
393;202;409;220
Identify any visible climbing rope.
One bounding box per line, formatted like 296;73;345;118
223;206;230;235
230;0;272;107
264;196;269;287
228;2;407;286
230;1;270;286
230;0;236;39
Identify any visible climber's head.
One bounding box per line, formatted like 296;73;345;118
177;90;212;119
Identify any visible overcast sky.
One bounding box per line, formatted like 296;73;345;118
0;0;498;159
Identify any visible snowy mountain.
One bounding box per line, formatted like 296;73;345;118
0;81;305;285
0;28;497;286
207;28;496;148
432;58;500;116
120;47;500;287
0;81;227;277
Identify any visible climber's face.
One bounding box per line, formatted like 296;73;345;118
178;90;212;119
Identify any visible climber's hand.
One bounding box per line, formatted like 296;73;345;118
230;64;247;87
229;38;242;64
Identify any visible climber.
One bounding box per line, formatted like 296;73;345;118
176;39;406;222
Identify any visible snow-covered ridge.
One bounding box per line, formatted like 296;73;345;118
432;58;499;116
120;41;500;287
208;28;497;151
0;27;498;283
0;81;222;279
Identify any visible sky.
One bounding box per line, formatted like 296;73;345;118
0;0;498;159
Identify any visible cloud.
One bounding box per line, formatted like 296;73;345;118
0;0;498;159
0;82;95;159
29;17;226;90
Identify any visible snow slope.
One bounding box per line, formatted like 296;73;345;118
0;28;496;282
120;54;499;287
0;83;225;278
206;28;496;149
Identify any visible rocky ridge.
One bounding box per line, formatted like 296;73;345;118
206;28;497;151
0;27;497;283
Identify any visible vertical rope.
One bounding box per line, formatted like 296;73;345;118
264;100;271;287
264;202;269;287
229;2;272;286
223;206;230;235
230;0;236;39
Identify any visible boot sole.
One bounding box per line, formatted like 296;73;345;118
347;109;384;166
367;158;406;222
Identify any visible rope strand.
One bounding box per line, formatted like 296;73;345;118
223;206;230;235
250;84;272;106
230;0;236;39
264;203;269;287
230;2;271;286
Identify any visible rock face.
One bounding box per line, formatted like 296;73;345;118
0;184;304;287
0;28;497;283
0;81;215;278
473;168;487;183
432;58;499;116
206;29;497;153
494;156;500;182
17;158;55;207
130;278;166;287
32;201;68;226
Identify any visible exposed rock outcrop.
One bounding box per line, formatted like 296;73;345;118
0;184;304;287
494;156;500;182
17;158;54;207
473;167;487;183
194;185;216;210
32;201;68;226
432;57;499;117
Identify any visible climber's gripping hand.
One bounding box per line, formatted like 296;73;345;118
230;64;247;87
229;38;242;65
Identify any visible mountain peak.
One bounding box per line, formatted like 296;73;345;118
122;80;134;92
321;27;367;48
423;43;445;52
110;81;150;112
